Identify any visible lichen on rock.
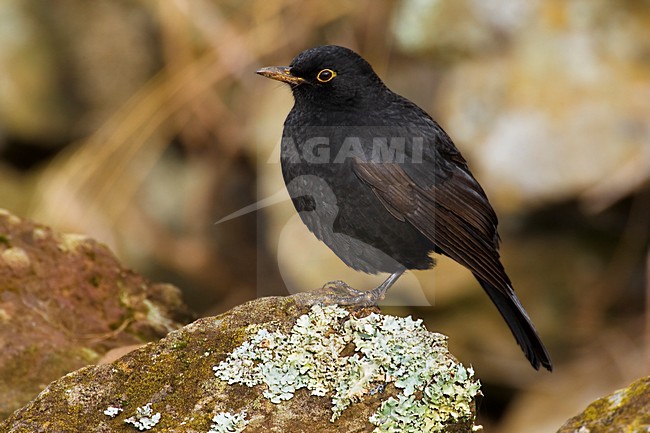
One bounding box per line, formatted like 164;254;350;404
214;304;481;432
0;285;481;432
124;403;161;431
208;410;249;433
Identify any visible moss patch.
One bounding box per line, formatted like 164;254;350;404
557;376;650;433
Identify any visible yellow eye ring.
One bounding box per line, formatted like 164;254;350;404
316;69;336;83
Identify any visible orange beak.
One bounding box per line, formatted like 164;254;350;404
256;66;306;85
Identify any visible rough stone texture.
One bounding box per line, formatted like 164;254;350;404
0;289;479;433
557;376;650;433
0;209;193;419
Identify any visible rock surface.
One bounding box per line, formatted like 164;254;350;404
556;376;650;433
0;288;481;432
0;209;192;419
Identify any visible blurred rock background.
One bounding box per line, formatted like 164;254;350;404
0;0;648;431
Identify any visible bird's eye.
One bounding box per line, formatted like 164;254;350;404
316;69;336;83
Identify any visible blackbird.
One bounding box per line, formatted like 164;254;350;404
257;45;552;371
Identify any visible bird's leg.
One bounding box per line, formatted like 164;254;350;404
365;269;406;303
320;269;406;306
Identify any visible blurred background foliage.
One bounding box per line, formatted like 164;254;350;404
0;0;648;431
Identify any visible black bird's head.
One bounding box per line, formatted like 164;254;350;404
256;45;386;109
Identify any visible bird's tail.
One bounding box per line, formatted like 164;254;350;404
475;276;553;371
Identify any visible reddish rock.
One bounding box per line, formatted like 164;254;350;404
0;209;192;419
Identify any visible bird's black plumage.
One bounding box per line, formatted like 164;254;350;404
257;45;552;371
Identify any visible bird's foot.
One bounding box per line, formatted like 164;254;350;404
318;280;388;306
322;280;357;293
294;271;406;307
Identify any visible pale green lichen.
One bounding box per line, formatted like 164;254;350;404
208;410;249;433
213;305;481;432
103;406;123;418
124;403;161;431
370;363;481;432
214;305;350;404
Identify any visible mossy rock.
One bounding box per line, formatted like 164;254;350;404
557;376;650;433
1;288;481;432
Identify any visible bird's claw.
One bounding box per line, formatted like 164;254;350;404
319;280;385;306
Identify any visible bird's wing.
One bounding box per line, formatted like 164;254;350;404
352;158;509;291
353;157;553;371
